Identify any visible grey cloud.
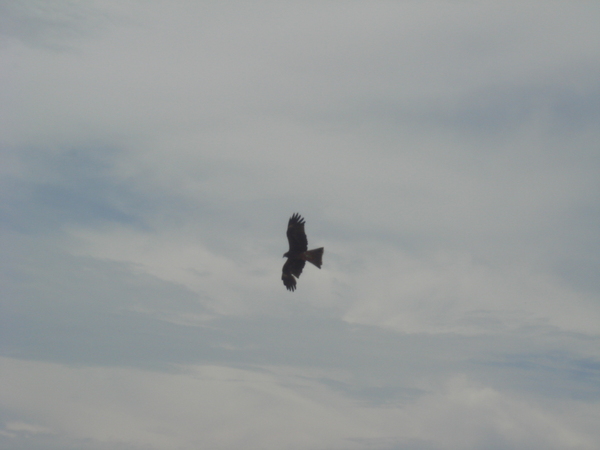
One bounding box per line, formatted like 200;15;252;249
3;233;599;408
0;432;138;450
0;0;110;49
2;2;600;449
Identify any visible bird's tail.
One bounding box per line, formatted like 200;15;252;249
305;247;324;269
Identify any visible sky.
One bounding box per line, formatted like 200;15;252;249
1;1;600;449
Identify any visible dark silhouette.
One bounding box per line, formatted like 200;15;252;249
282;213;324;291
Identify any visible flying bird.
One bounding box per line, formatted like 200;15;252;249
282;213;324;291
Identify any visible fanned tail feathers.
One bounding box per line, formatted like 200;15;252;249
304;247;324;269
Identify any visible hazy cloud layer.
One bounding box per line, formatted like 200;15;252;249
2;2;600;449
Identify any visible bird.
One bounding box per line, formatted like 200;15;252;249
282;213;324;291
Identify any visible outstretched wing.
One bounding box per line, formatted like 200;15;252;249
287;213;308;254
282;258;305;291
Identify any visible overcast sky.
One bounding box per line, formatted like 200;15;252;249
2;1;600;449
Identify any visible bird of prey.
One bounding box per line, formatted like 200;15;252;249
282;213;324;291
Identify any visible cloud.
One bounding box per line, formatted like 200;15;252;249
2;358;599;450
2;2;600;449
0;0;114;49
